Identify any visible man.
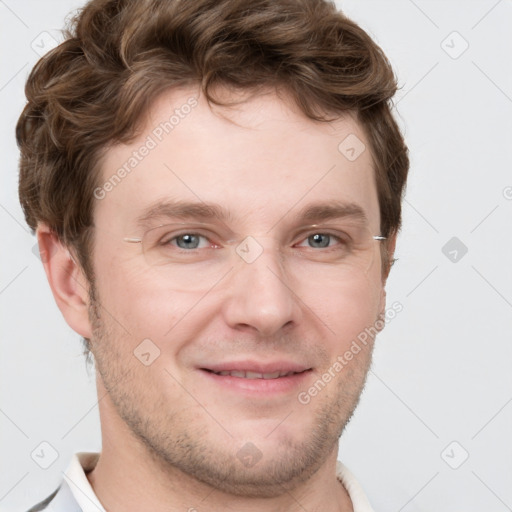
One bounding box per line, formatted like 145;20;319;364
17;0;409;510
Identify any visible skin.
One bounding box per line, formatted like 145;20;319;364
38;85;396;512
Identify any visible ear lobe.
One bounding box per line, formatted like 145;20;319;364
36;224;93;339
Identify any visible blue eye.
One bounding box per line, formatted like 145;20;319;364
307;233;332;248
170;234;208;249
297;233;344;249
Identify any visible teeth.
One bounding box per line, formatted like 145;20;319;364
245;371;263;379
212;370;298;379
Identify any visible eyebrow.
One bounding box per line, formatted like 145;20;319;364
134;199;369;230
295;201;368;225
135;200;233;230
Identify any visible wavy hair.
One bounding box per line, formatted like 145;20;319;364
17;0;409;296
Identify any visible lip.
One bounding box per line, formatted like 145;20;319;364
198;361;313;395
200;360;311;374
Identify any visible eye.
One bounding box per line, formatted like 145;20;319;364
296;233;344;249
164;233;211;250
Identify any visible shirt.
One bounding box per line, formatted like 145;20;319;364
26;452;375;512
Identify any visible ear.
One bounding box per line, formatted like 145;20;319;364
382;231;397;285
36;223;93;339
377;231;398;326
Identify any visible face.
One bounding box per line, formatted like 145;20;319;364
87;86;388;497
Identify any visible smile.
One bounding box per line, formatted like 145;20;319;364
204;369;307;379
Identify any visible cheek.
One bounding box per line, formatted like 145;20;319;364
92;260;170;330
93;261;216;355
304;275;382;345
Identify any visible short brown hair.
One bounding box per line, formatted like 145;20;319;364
17;0;408;284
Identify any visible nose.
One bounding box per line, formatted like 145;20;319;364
221;240;301;337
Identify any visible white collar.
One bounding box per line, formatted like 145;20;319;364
62;452;105;512
336;460;375;512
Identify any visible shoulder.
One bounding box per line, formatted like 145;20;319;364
25;487;60;512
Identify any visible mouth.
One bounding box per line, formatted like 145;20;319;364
201;368;310;379
198;363;313;395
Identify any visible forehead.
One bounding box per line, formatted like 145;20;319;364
94;86;380;233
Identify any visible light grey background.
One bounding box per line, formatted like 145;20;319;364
1;1;511;511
